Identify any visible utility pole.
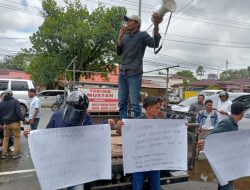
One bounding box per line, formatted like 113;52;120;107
64;56;78;100
138;0;142;17
73;61;76;91
226;60;229;71
143;65;180;111
165;65;179;110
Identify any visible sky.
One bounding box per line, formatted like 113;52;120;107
0;0;250;77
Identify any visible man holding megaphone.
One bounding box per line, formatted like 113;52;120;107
117;13;163;119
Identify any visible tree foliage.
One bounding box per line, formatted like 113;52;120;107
0;53;27;71
196;65;205;79
208;85;220;90
219;68;249;81
176;70;197;80
25;0;126;87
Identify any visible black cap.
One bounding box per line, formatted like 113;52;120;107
143;96;159;109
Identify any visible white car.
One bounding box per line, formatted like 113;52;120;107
18;99;29;116
168;93;181;104
200;90;223;97
38;90;66;107
0;79;34;116
171;92;250;114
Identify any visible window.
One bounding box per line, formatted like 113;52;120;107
11;81;29;91
234;95;250;109
0;80;8;90
38;92;51;97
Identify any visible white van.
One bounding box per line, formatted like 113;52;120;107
0;79;35;115
200;90;223;97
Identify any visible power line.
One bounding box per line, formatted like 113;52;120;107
2;0;42;10
162;38;250;48
0;48;19;53
143;58;223;72
166;34;250;45
0;3;41;16
0;37;29;40
145;51;225;71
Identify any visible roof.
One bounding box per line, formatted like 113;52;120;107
78;73;165;89
0;68;30;80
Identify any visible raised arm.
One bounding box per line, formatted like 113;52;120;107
117;25;127;55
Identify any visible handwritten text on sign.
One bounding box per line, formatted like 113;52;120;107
28;125;111;190
122;119;187;174
204;130;250;186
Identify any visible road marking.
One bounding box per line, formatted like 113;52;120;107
0;169;35;176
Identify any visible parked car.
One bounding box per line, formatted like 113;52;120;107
168;93;181;104
18;99;29;116
170;93;250;116
38;90;66;107
200;90;223;97
0;79;35;115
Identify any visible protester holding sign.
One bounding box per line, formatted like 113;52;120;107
199;102;245;190
25;91;92;190
131;96;161;190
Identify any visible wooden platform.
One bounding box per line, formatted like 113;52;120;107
111;132;123;158
161;181;217;190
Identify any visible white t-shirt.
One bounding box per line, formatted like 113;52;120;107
29;96;41;119
217;100;232;122
202;112;214;130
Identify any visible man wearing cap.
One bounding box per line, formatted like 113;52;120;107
117;13;163;119
0;90;25;159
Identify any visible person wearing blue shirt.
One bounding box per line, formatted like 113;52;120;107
196;99;218;139
46;91;92;190
199;102;245;190
24;91;92;190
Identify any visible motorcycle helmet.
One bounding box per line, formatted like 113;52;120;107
219;91;229;100
63;91;89;126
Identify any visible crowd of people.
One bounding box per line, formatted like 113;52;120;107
0;13;247;190
189;91;245;190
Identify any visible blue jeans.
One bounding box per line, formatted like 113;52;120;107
218;181;233;190
132;171;160;190
118;73;142;119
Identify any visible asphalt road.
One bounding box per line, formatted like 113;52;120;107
0;108;117;190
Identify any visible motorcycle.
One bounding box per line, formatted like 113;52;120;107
51;95;64;112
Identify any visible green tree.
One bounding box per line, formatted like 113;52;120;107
208;85;220;90
176;70;197;80
219;69;249;81
0;54;26;71
196;66;205;80
183;79;189;90
25;0;126;87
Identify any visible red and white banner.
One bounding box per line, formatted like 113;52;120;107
78;88;119;112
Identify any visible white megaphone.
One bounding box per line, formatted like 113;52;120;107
156;0;177;17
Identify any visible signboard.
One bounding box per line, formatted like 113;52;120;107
122;119;187;174
28;125;111;190
79;88;118;112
